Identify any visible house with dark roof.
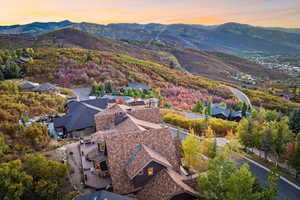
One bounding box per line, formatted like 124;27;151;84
127;83;151;91
79;104;199;200
74;190;137;200
20;81;39;92
211;104;249;122
53;99;108;138
32;82;58;94
211;104;230;120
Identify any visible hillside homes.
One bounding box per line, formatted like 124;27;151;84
20;81;58;94
79;104;198;200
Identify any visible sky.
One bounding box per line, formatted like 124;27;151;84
1;0;300;27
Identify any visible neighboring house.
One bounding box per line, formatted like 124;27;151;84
127;83;151;91
211;104;249;122
101;95;134;104
20;81;39;92
74;190;137;200
211;104;230;120
80;104;198;200
32;83;58;94
275;92;296;100
53;99;108;138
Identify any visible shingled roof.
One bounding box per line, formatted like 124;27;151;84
32;82;57;92
124;144;172;180
137;168;198;200
104;127;180;194
20;81;39;90
54;99;108;132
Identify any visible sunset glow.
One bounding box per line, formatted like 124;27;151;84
1;0;300;27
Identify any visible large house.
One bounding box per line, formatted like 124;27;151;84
53;99;108;138
79;104;198;200
211;104;249;122
33;83;58;94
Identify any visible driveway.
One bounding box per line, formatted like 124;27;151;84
224;85;252;108
72;88;91;101
66;142;84;191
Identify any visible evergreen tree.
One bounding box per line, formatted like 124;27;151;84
0;70;4;81
104;80;113;94
3;61;22;79
289;109;300;133
242;102;248;118
205;101;212;116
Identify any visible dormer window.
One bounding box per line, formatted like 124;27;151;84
147;168;154;176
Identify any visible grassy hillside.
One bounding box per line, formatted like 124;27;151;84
13;47;299;113
0;28;291;83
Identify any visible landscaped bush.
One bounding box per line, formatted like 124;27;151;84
59;88;75;97
163;112;238;136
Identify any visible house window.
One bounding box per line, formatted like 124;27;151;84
95;162;101;170
99;143;105;152
147;168;154;176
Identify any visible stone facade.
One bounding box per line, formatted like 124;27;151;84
70;127;96;138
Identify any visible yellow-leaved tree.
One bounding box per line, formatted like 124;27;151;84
182;129;202;169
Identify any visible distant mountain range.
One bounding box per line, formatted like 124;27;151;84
1;20;300;57
0;28;290;83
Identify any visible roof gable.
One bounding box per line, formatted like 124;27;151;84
104;128;180;194
124;144;172;179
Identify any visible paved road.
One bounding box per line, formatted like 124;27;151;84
169;126;300;200
224;85;252;108
72;88;91;101
236;157;300;200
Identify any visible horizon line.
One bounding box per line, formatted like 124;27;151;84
1;19;300;29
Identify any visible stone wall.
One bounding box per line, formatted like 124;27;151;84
70;127;96;138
